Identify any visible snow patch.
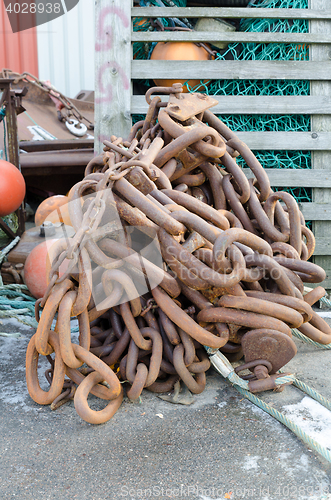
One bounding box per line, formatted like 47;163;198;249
200;497;223;500
0;335;29;363
242;455;260;470
282;396;331;450
0;333;40;412
316;311;331;319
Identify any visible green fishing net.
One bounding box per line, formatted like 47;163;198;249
218;114;310;133
133;0;187;60
193;79;310;96
0;213;18;247
132;0;312;213
238;149;311;170
211;0;312;214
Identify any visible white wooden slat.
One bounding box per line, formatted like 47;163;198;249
132;31;331;44
311;274;331;287
314;239;331;255
300;203;331;220
132;60;331;81
310;0;331;278
314;272;331;287
231;132;331;150
131;95;331;115
243;169;331;188
132;7;331;20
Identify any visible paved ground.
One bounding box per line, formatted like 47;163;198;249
0;317;331;500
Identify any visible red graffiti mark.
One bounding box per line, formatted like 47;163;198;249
96;61;130;104
96;62;113;104
95;6;129;52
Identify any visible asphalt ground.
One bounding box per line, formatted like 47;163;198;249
0;318;331;500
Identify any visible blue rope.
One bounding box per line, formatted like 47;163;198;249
279;369;331;412
0;107;8;161
292;328;331;350
23;110;39;127
235;386;331;464
0;283;80;336
206;348;331;463
0;284;38;331
320;295;331;309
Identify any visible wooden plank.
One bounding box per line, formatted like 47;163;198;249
19;139;94;153
314;239;331;256
20;150;93;175
310;0;331;286
308;270;331;288
132;60;331;81
132;7;331;20
94;0;132;153
310;271;331;288
243;169;331;188
300;203;331;221
321;274;331;288
132;31;331;45
131;95;331;115
234;132;331;150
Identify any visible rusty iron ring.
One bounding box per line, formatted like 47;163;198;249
26;331;65;405
74;371;123;424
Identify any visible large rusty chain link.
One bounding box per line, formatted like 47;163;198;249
26;83;329;424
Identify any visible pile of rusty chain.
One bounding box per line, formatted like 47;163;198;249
1;262;24;285
26;83;331;424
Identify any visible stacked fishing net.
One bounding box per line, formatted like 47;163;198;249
26;85;330;424
133;0;187;61
203;0;312;206
132;0;312;206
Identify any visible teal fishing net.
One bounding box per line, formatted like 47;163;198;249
218;114;310;133
194;80;310;96
132;0;312;214
210;0;312;216
133;0;188;60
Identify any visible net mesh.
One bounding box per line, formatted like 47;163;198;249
133;0;187;60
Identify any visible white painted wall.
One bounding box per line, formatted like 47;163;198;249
37;0;95;97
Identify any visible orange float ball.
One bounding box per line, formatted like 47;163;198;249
150;42;211;92
24;239;68;299
0;159;26;217
35;195;71;226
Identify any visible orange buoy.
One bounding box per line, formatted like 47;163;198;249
0;159;26;217
150;42;212;92
35;195;71;226
24;239;68;299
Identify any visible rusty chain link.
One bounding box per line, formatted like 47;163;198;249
26;83;329;424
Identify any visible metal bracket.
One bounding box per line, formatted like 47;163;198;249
167;92;218;122
65;119;87;137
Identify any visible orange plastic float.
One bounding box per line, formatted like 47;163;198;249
0;159;26;217
150;42;212;92
35;195;71;226
24;239;69;299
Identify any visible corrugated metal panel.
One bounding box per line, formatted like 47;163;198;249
0;3;38;75
37;0;95;97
